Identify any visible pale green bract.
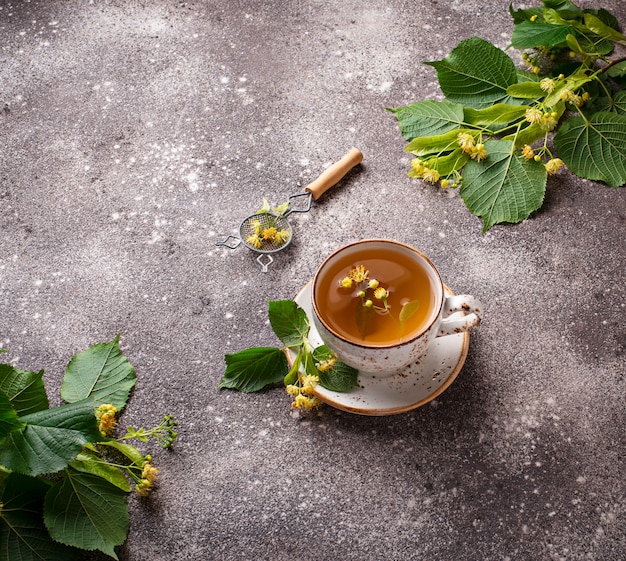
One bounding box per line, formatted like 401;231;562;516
389;0;626;232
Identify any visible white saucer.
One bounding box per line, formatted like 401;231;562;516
291;281;470;416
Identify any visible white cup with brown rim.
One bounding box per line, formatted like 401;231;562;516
311;239;482;377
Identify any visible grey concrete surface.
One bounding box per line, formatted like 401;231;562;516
1;1;626;560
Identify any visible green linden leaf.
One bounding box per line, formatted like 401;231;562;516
219;347;288;393
312;346;358;392
387;100;465;141
425;37;518;109
460;139;547;233
61;335;136;412
0;473;81;561
268;300;309;348
0;399;102;477
509;4;542;24
44;468;129;559
553;111;626;187
511;21;576;49
0;364;49;417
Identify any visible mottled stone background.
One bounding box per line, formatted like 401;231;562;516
1;1;625;560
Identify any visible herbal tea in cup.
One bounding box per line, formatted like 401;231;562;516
311;240;482;377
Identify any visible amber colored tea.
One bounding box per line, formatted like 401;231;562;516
314;245;438;345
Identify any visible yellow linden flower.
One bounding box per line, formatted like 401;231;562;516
246;234;262;249
457;132;475;153
530;14;538;21
422;168;440;183
539;78;555;93
364;299;374;308
276;229;291;244
368;279;379;290
340;277;354;288
570;94;583;107
315;358;336;372
292;394;321;411
286;384;300;397
440;179;450;188
470;143;487;162
582;92;590;102
410;158;426;176
559;89;575;102
261;227;278;241
525;107;543;124
250;219;262;236
522;145;535;160
539;113;558;132
374;287;388;300
96;403;118;436
349;265;369;283
141;462;160;483
135;479;153;497
545;158;564;175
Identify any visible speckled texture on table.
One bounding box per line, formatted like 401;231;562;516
1;1;625;560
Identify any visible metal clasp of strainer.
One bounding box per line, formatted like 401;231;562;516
216;147;363;272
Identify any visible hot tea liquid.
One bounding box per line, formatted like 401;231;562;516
314;246;438;345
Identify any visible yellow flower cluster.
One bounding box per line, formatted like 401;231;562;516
410;159;440;184
135;461;160;497
559;89;589;108
521;144;535;160
245;219;290;249
95;403;117;436
341;265;390;313
287;374;322;411
340;264;369;288
525;107;559;131
544;158;564;175
457;133;487;162
539;78;556;93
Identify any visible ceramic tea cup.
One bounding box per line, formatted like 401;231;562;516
311;239;482;377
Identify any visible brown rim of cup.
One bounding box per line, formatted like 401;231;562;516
311;239;445;349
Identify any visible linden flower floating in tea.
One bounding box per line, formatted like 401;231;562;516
340;264;422;340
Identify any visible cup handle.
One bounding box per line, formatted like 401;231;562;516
437;295;483;337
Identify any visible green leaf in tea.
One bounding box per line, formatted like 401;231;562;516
399;300;421;328
219;347;288;393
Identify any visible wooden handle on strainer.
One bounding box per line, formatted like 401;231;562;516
304;147;363;201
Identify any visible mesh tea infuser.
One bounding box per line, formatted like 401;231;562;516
216;147;363;272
